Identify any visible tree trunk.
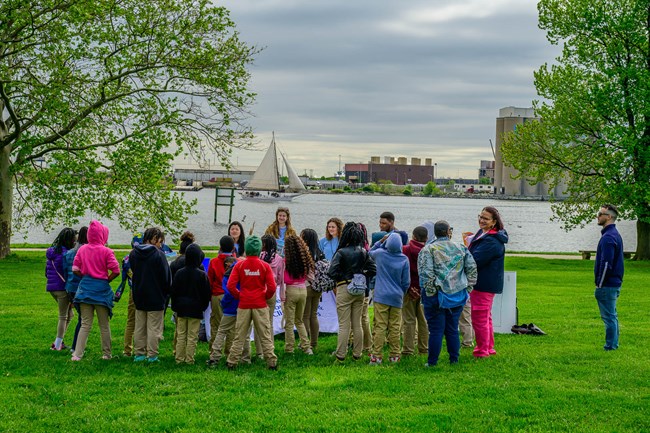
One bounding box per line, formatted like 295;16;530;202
635;220;650;261
0;144;12;259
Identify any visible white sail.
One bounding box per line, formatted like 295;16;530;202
282;152;306;192
246;137;280;191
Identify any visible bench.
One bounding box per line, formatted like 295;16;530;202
579;250;635;260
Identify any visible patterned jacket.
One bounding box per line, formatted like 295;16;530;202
417;237;477;297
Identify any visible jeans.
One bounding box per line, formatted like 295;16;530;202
423;294;463;366
595;286;620;350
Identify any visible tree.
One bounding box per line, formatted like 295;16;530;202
422;181;442;197
501;0;650;260
0;0;258;258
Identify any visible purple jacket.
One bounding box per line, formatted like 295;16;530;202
46;247;68;292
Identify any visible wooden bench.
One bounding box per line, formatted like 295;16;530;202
579;250;635;260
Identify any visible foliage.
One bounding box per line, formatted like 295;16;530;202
279;176;290;185
2;252;650;432
479;177;492;185
330;188;345;194
0;0;258;258
422;181;442;197
501;0;650;258
342;185;352;192
361;183;378;193
402;185;413;196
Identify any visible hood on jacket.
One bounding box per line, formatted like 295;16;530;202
184;244;204;268
87;220;109;246
386;232;403;253
493;229;509;245
420;221;435;243
131;243;160;259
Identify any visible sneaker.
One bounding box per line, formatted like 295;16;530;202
146;356;160;363
268;364;278;371
133;355;146;362
368;355;382;366
70;355;82;361
389;356;400;364
304;348;314;355
102;355;113;360
206;359;219;367
122;352;132;357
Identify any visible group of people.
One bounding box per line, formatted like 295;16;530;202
45;202;624;369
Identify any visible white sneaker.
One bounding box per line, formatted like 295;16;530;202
304;348;314;355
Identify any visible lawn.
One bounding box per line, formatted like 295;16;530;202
0;252;648;432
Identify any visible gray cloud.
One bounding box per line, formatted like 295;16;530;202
214;0;560;178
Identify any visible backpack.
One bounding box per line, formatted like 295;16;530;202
311;259;336;293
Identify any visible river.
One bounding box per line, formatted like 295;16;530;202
12;190;638;253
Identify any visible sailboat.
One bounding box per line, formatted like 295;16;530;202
241;133;307;202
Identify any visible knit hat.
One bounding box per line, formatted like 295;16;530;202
131;232;143;247
245;235;262;256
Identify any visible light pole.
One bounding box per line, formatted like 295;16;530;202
434;163;437;184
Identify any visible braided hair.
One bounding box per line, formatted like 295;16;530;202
300;228;324;261
52;228;76;253
284;234;315;279
337;222;365;251
260;234;278;264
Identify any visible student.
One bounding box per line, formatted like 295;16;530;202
301;228;325;350
401;226;429;356
113;233;142;357
418;220;477;366
318;217;343;261
264;207;297;256
207;256;252;366
226;236;278;370
371;211;409;247
63;226;88;353
71;220;120;361
129;227;173;363
46;227;76;351
328;222;376;361
280;235;315;355
369;232;410;365
254;234;285;358
171;244;211;364
207;236;237;357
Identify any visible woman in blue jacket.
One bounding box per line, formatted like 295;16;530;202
46;227;77;351
468;206;508;358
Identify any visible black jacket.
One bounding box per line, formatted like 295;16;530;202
328;246;376;283
171;244;211;319
129;243;172;311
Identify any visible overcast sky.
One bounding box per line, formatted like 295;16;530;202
210;0;560;178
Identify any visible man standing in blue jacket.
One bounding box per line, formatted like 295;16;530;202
594;204;624;351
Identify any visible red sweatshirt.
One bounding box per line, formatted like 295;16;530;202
208;253;235;296
227;256;276;309
403;239;424;291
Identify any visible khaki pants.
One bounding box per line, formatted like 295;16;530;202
50;291;73;340
459;299;474;347
208;295;224;351
175;316;201;364
303;287;320;349
210;315;251;362
401;294;429;355
335;284;364;359
349;296;371;352
372;302;402;359
254;294;276;357
227;308;277;368
123;289;136;355
73;303;111;358
134;309;164;358
283;286;309;353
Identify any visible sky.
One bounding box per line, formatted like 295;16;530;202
198;0;561;179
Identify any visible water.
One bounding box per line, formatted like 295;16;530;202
13;190;638;253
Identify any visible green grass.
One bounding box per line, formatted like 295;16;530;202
1;252;649;432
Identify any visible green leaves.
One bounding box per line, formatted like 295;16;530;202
1;0;257;243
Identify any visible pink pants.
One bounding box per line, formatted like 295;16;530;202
470;290;496;357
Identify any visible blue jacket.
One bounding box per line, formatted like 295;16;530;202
595;224;624;288
63;246;82;294
468;229;508;294
221;262;240;316
370;233;410;308
75;276;115;317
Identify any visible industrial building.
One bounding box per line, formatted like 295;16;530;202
494;107;568;198
345;156;436;185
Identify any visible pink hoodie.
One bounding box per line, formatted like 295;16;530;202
73;220;120;280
